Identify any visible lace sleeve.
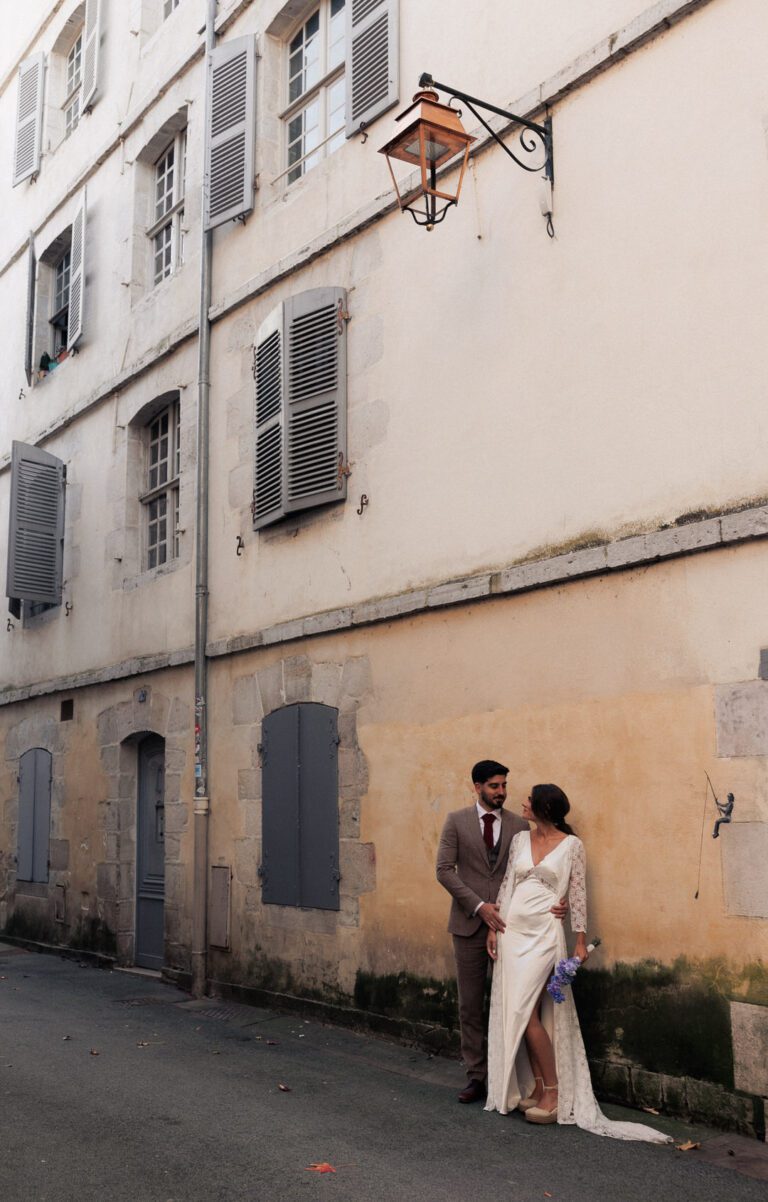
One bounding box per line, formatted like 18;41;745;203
568;838;587;933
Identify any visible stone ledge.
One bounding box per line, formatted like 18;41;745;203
4;502;768;704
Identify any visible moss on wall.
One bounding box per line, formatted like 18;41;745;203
354;971;458;1028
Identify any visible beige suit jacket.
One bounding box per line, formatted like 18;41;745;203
436;805;528;937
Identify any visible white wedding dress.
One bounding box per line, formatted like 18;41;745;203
485;831;670;1142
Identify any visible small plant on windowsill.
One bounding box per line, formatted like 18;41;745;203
56;347;69;364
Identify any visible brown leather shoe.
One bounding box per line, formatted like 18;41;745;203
458;1078;487;1104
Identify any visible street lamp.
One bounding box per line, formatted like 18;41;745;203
378;87;475;229
380;73;554;234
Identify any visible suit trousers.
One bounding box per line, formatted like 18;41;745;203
453;924;492;1081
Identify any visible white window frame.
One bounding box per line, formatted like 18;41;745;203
63;29;83;136
140;401;181;570
147;130;186;286
280;0;346;186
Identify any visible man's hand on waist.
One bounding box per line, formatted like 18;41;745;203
477;902;506;933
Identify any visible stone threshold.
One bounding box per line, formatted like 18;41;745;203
3;501;767;706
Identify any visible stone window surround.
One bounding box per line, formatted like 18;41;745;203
227;652;375;939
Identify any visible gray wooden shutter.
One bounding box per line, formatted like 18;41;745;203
6;441;66;610
204;35;256;230
252;303;286;530
345;0;398;137
18;748;52;883
261;707;301;906
298;704;340;911
284;287;348;515
67;192;86;350
13;53;45;187
24;237;36;386
81;0;101;112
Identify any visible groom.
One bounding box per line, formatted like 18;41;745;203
436;760;566;1103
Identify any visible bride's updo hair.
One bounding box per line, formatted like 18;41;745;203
530;784;575;835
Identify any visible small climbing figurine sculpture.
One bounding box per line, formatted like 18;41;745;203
713;792;735;839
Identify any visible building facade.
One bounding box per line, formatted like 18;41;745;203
1;0;766;1135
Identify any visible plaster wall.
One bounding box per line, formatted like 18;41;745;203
203;543;768;999
3;1;768;694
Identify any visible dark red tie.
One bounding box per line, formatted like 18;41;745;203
482;814;495;849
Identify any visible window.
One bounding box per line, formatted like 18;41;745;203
31;193;87;378
140;401;180;569
64;31;83;135
253;287;348;530
260;704;340;910
148;131;186;285
163;0;181;15
17;748;53;884
284;0;346;184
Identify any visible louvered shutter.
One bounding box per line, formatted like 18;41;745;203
204;35;256;230
253;304;286;530
345;0;398;137
81;0;101;111
6;441;66;611
13;54;45;187
24;237;36;386
284;287;348;515
260;707;301;906
67;192;86;350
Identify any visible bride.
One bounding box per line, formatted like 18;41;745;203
484;784;669;1142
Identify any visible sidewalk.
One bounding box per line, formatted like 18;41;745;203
1;940;766;1202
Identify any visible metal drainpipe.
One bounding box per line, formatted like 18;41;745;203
191;0;217;998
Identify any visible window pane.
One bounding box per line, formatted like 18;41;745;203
66;34;83;94
155;145;175;220
54;251;71;312
329;0;345;71
328;77;346;153
65;94;80;136
153;224;173;284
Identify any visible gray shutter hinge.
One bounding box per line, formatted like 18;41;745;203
337;297;350;334
251;347;258;379
257;864;265;879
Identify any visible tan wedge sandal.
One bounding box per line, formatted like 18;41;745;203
525;1084;558;1125
517;1077;544;1113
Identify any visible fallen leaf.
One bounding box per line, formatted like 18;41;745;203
266;1040;278;1046
544;1193;553;1198
278;1083;291;1092
62;1035;71;1041
306;1164;336;1175
89;1049;100;1056
137;1041;150;1048
727;1149;735;1157
642;1107;660;1115
675;1141;701;1152
211;1050;221;1055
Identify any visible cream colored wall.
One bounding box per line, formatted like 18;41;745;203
3;1;768;714
205;542;768;995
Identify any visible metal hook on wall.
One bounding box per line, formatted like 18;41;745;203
356;494;369;516
236;535;245;557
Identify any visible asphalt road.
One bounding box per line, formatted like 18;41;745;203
0;941;763;1202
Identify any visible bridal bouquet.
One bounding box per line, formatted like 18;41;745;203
546;938;601;1003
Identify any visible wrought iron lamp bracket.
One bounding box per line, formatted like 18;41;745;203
418;73;554;188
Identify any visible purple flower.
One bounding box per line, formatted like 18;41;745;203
546;942;600;1003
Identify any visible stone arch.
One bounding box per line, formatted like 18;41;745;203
96;686;190;966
